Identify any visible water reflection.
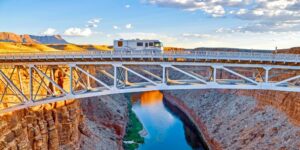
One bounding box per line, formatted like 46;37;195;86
140;91;163;106
131;91;205;150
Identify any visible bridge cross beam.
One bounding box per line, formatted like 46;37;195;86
113;64;122;90
264;67;272;83
209;65;222;85
69;64;75;95
161;64;170;86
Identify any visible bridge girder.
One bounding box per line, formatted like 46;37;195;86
1;62;300;114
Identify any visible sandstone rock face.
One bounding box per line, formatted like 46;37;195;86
0;100;85;150
80;94;129;150
230;90;300;125
0;32;37;43
165;90;300;150
0;94;129;150
0;32;68;44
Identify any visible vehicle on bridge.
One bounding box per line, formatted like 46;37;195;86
113;39;163;53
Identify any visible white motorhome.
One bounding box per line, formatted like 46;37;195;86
113;39;163;53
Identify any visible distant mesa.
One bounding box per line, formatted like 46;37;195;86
30;35;68;44
0;32;68;44
0;32;112;52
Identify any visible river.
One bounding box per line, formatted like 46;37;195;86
131;91;206;150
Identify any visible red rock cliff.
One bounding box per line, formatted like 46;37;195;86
0;100;85;150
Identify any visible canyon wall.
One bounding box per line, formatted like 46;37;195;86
80;94;129;150
229;90;300;125
0;94;129;150
0;100;84;150
165;89;300;150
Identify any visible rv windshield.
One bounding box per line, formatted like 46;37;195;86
154;42;162;47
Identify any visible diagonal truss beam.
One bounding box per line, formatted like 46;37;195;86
189;71;210;81
0;67;17;102
73;68;88;89
141;69;162;81
121;66;159;85
222;67;258;85
274;74;300;86
74;65;112;90
57;67;86;88
0;69;28;102
169;65;208;84
32;66;68;94
99;70;114;79
99;70;126;85
0;77;24;104
33;66;54;100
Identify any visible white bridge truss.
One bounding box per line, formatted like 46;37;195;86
1;60;300;114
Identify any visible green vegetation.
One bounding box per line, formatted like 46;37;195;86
123;94;145;150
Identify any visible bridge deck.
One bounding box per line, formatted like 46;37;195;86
0;51;298;65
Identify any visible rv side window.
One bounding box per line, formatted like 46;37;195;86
145;43;148;47
149;42;154;47
137;42;143;47
154;42;161;47
118;41;123;47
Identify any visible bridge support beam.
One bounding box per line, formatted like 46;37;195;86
69;64;74;95
29;65;33;101
264;67;271;83
1;62;300;114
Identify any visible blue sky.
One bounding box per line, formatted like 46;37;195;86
1;0;300;49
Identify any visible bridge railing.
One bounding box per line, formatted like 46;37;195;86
0;50;299;62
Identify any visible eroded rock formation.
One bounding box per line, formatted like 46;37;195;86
0;100;84;150
0;94;129;150
80;94;129;150
164;90;300;150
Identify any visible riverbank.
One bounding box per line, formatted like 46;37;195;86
123;99;145;150
164;90;300;149
163;92;221;150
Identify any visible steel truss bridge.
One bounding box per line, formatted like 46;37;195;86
1;51;300;114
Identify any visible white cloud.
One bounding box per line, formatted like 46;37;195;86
145;0;300;32
41;28;57;36
182;33;212;39
125;24;133;29
177;31;300;49
86;18;101;28
64;27;92;37
125;4;131;8
106;34;112;38
113;25;120;30
145;0;234;17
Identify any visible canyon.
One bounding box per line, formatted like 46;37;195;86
164;89;300;150
0;95;129;150
1;88;300;149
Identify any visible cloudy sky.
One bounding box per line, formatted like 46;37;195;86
1;0;300;49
